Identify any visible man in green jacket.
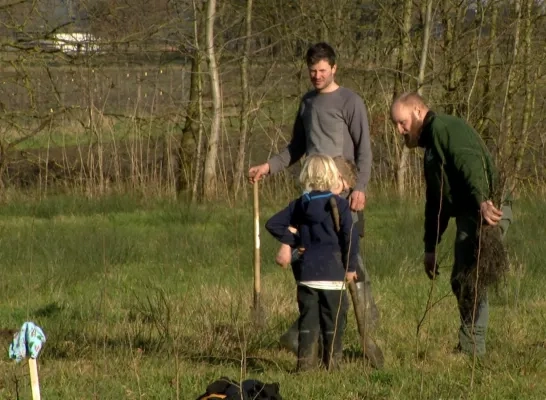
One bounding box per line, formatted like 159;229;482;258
390;92;512;357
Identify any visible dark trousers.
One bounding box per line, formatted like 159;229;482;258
296;284;348;370
451;214;488;356
451;204;512;356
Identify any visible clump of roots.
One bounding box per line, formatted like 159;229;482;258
464;224;509;299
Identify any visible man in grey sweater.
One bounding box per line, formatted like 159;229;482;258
248;42;383;368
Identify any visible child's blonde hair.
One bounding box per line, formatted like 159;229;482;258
299;154;342;192
333;156;357;189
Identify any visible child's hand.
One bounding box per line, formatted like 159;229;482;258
275;244;292;269
288;225;298;234
345;271;357;282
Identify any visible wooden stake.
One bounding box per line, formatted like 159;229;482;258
29;358;41;400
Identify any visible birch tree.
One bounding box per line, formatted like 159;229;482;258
202;0;221;200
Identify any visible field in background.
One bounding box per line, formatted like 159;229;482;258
0;191;544;399
0;59;434;193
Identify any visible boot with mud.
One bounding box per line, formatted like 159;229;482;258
279;319;299;354
322;324;345;371
296;332;320;372
280;319;324;359
279;282;381;365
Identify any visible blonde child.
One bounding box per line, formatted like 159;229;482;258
265;154;359;371
275;156;357;268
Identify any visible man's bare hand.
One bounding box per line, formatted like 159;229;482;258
480;200;503;226
349;190;366;211
248;163;270;184
424;252;440;280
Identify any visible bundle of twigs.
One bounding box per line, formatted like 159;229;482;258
465;187;509;299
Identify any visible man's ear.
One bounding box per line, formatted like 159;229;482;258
413;105;423;120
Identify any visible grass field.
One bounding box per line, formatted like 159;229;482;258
0;189;544;399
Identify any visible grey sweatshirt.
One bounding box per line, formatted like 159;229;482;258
268;86;372;192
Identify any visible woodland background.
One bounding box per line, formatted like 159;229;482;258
0;0;544;201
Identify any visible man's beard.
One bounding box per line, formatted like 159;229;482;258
403;115;421;148
403;132;419;148
314;75;334;90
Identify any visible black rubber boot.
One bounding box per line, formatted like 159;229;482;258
322;325;344;371
279;319;299;355
297;327;320;372
280;318;323;357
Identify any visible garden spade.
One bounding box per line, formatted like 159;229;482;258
329;197;384;369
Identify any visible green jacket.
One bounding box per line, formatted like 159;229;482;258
418;111;499;252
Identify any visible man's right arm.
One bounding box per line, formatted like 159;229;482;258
423;187;451;253
423;140;451;253
267;104;307;174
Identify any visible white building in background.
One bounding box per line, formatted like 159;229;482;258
51;32;101;54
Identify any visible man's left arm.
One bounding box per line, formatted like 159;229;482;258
439;125;502;225
345;94;372;210
338;199;359;273
345;94;372;193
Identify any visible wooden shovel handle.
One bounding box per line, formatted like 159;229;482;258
253;182;261;298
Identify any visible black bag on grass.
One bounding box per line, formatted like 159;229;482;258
196;376;283;400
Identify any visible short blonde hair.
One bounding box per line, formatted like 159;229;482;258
299;154;342;192
391;91;428;112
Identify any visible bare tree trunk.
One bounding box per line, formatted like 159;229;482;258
191;71;205;203
477;1;499;135
233;0;253;198
395;0;413;195
442;1;465;115
510;0;536;195
179;0;204;194
417;0;433;94
191;0;205;203
179;55;200;192
498;0;523;182
396;0;432;196
202;0;221;200
393;0;413;99
477;2;499;133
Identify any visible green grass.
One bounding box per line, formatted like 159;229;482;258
0;192;545;399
